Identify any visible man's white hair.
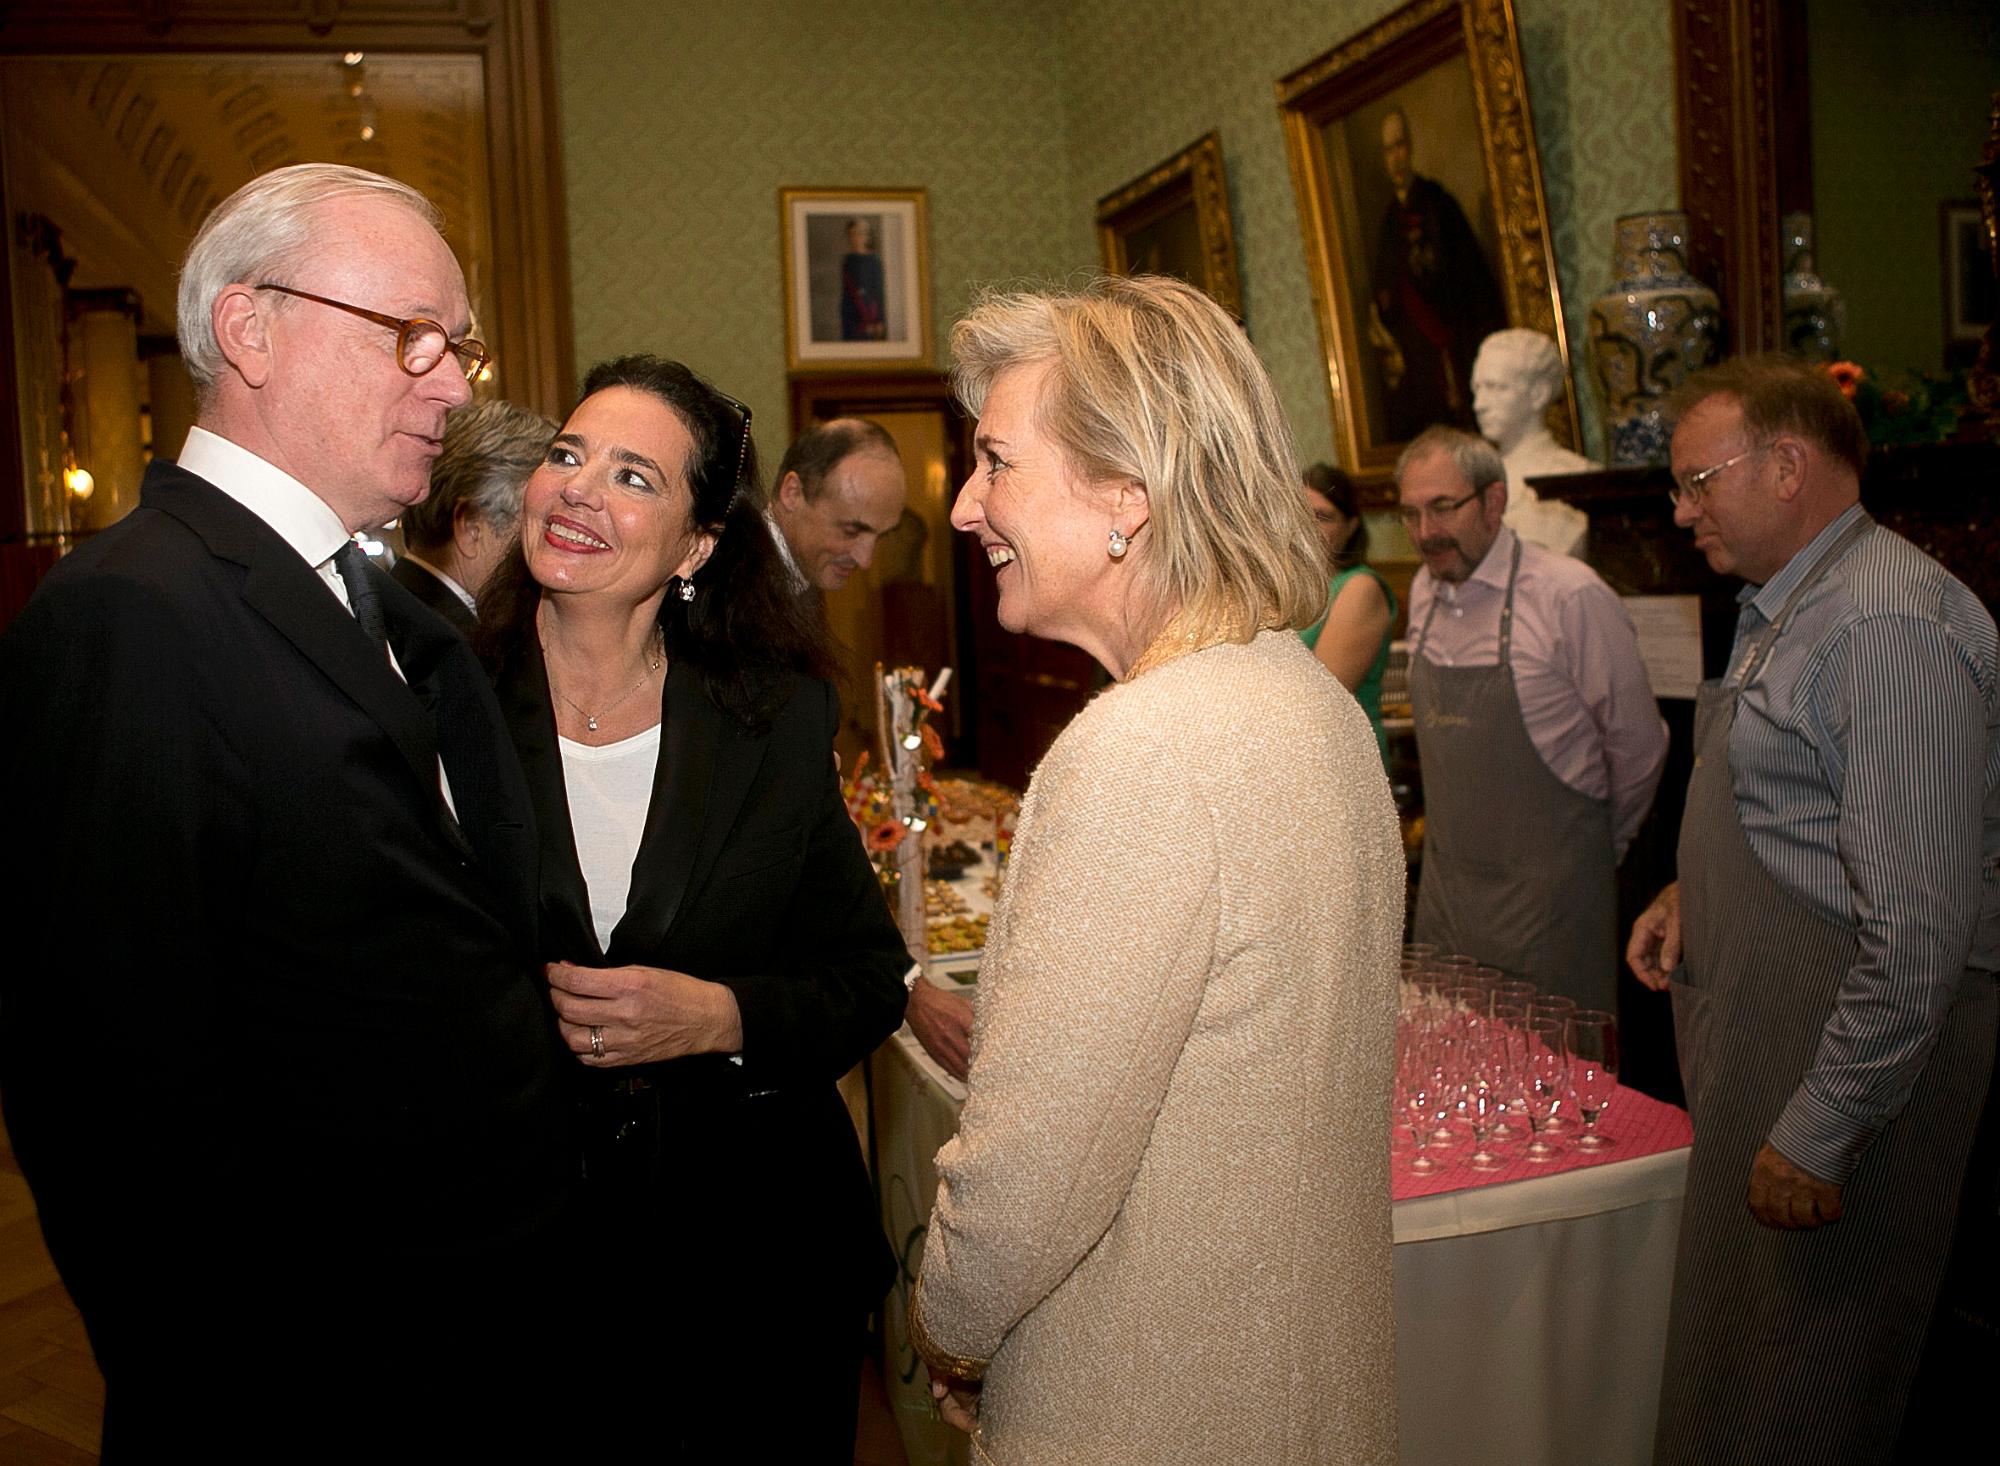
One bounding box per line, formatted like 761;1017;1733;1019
176;163;441;394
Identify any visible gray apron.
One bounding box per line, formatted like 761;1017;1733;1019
1655;514;1997;1464
1411;536;1618;1008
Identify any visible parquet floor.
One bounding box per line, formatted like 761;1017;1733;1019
0;1128;102;1464
0;1119;906;1465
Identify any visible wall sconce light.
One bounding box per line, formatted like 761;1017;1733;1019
64;465;94;500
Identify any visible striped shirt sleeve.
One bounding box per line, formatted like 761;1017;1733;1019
1764;610;1992;1184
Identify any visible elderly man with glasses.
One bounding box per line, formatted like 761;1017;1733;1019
1398;424;1666;1009
1627;356;1998;1464
0;164;572;1449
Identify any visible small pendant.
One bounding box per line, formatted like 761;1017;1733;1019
586;715;599;731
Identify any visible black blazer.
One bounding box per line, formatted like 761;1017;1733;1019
0;462;572;1432
492;635;909;1317
391;551;478;635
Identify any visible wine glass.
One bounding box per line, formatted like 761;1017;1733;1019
1521;1018;1567;1162
1398;1048;1446;1173
1433;954;1478;987
1487;1004;1530;1141
1528;995;1578;1131
1461;1038;1509;1171
1565;1010;1620;1150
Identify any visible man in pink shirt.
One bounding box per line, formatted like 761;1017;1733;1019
1400;425;1667;1007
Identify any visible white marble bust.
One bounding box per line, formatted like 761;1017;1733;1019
1472;329;1596;558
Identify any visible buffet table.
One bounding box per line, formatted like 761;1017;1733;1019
872;1027;1690;1466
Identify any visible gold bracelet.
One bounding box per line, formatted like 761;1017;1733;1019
908;1275;989;1384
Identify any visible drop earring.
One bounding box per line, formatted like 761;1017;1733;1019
677;579;697;602
1107;527;1129;559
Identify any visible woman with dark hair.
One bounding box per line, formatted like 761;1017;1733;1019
1300;461;1396;758
478;354;909;1459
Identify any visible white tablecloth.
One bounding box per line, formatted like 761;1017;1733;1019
872;1030;1686;1466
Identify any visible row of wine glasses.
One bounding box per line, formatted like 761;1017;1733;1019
1395;946;1620;1172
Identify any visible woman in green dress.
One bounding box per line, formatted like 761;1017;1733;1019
1300;462;1396;758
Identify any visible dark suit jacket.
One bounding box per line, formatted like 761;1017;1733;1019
0;461;573;1441
391;551;478;635
491;638;907;1333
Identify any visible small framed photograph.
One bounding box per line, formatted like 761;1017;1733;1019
1095;132;1244;318
780;188;932;371
1941;200;1996;369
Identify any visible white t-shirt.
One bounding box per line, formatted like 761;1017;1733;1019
559;724;662;951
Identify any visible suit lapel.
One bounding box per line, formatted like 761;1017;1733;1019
494;634;601;963
607;662;769;963
146;463;446;805
381;571;524;875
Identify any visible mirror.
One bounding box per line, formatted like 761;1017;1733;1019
1676;0;1998;375
0;0;572;629
3;51;497;537
1798;0;1998;374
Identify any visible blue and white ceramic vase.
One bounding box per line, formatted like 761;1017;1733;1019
1781;212;1846;362
1587;212;1723;465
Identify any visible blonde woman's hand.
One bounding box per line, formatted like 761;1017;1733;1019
928;1369;981;1434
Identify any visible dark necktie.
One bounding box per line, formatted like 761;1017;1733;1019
331;541;389;656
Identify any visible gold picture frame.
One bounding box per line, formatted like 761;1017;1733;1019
1277;0;1576;482
1095;132;1243;318
780;187;932;373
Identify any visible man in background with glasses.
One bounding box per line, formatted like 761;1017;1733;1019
1399;424;1666;1012
0;164;571;1448
1628;356;1997;1462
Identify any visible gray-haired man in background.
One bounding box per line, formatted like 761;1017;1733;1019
393;398;556;631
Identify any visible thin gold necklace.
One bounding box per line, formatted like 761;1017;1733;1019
549;631;664;733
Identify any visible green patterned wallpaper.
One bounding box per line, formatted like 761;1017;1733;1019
554;0;1087;446
554;0;1676;464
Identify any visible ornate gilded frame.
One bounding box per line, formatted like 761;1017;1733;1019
1094;132;1243;318
1277;0;1575;483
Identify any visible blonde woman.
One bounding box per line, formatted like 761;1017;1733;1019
911;276;1403;1464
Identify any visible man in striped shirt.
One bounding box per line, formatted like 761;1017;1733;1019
1628;356;1998;1462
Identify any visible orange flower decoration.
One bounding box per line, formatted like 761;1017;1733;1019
867;819;906;853
1826;361;1865;400
921;723;945;761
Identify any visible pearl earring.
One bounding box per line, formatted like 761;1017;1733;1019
1107;527;1129;559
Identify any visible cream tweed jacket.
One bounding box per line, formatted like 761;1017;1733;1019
914;631;1402;1465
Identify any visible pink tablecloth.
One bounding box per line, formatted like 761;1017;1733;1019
1392;1083;1692;1201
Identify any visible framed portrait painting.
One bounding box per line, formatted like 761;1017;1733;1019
781;187;932;372
1277;0;1576;483
1095;132;1244;318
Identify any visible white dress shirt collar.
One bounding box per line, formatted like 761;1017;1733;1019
177;425;351;570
